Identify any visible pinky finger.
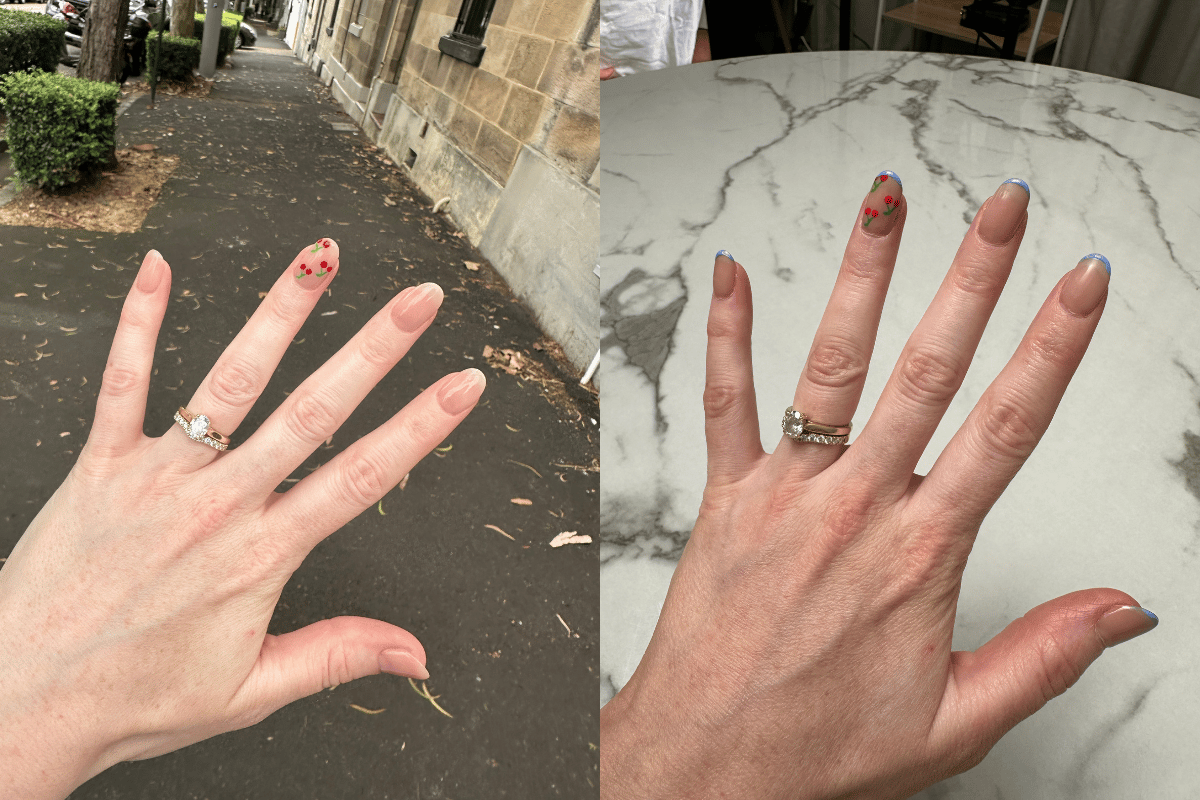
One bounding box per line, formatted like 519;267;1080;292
87;251;171;460
265;369;486;553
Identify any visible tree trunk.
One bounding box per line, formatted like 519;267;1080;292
171;0;195;39
78;0;130;83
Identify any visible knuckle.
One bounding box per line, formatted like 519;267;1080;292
1033;624;1083;702
357;326;398;371
820;490;877;542
896;345;961;407
208;356;262;408
978;394;1041;461
950;256;1005;298
1024;319;1073;367
805;338;868;391
284;389;342;444
706;311;740;341
99;361;143;400
321;619;359;688
336;450;391;507
178;492;238;546
402;405;446;449
702;382;743;421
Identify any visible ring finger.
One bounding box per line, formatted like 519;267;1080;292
162;238;341;465
773;170;906;476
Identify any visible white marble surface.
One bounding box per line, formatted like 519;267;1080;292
600;52;1200;798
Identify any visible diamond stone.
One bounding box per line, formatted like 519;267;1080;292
187;414;210;440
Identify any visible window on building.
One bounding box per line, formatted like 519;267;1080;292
438;0;496;67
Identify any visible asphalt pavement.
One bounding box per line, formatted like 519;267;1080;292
0;24;599;799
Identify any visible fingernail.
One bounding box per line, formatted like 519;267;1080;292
861;171;903;236
713;251;736;298
437;368;486;414
291;238;339;290
1097;605;1158;648
137;250;165;293
392;283;444;332
1060;254;1110;316
1002;177;1030;195
977;179;1030;245
379;648;430;680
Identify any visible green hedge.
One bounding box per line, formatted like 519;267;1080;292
193;11;241;66
0;8;67;76
0;71;119;189
145;33;200;82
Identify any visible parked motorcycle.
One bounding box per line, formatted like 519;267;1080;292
46;0;151;80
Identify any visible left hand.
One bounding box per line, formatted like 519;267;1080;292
0;240;484;800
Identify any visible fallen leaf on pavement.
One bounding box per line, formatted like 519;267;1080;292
549;531;592;547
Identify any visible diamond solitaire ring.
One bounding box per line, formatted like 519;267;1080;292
174;406;231;451
782;406;851;445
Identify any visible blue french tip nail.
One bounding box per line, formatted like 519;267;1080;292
877;170;902;188
1082;253;1111;275
1002;178;1030;195
716;250;734;261
1140;608;1159;623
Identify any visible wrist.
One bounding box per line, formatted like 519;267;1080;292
0;610;113;799
601;682;719;800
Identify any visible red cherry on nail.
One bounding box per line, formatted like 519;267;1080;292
321;261;327;268
306;268;312;274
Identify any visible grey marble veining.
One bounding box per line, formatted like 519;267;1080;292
601;52;1200;797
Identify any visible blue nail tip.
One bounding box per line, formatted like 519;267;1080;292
1002;178;1030;195
1082;253;1111;275
1140;608;1159;623
715;250;734;261
877;170;902;188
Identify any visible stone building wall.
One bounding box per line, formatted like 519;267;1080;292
291;0;599;373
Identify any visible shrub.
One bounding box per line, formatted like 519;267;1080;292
193;11;241;66
0;70;119;189
145;33;200;82
0;7;67;76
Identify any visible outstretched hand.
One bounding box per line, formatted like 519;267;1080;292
600;176;1156;799
0;241;485;800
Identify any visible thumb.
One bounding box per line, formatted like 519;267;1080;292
939;589;1158;758
237;616;429;721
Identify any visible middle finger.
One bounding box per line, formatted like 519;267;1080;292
849;179;1030;498
163;239;341;465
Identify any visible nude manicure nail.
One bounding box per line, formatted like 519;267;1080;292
1060;254;1110;316
437;368;486;414
379;648;430;680
291;238;339;290
977;179;1030;245
861;171;903;236
392;283;444;332
713;251;736;298
137;250;165;293
1096;605;1158;648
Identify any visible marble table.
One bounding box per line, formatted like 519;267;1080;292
600;52;1200;798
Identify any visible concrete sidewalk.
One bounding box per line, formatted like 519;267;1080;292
0;27;598;799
